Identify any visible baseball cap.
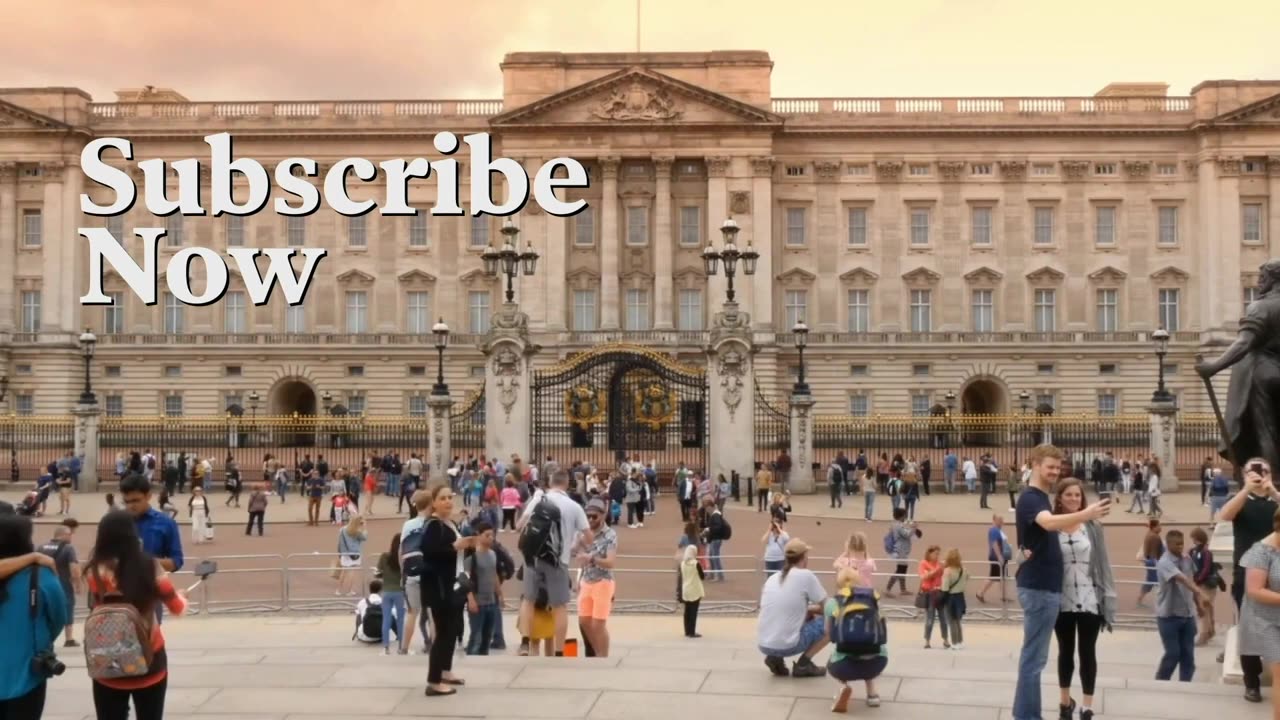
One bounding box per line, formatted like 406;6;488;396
586;499;607;515
783;538;812;559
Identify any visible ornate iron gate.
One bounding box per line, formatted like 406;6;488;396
531;345;708;478
754;381;790;468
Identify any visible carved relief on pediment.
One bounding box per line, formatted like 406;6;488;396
592;81;682;121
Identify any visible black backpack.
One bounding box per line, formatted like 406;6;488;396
355;602;383;642
518;495;563;567
147;456;156;470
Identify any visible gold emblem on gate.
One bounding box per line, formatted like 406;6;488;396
633;382;677;430
565;384;606;429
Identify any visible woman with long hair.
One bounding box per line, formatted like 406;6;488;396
188;485;211;545
918;545;948;649
762;518;790;577
84;510;188;720
940;548;969;650
0;514;67;718
376;533;407;654
1146;459;1164;518
336;514;367;596
834;532;876;589
1136;519;1164;608
420;484;476;696
1052;479;1115;720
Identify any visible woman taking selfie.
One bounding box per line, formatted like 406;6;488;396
84;509;188;720
1052;479;1116;720
418;485;475;697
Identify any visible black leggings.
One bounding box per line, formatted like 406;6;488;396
93;676;168;720
888;563;910;593
1054;612;1103;695
502;507;517;530
425;599;462;685
683;599;701;636
0;680;45;720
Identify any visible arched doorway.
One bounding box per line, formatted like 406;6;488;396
269;379;317;417
960;378;1007;447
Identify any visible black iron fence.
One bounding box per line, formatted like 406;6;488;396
0;416;76;485
753;382;790;466
449;390;485;457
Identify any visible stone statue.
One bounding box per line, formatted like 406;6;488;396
1196;259;1280;472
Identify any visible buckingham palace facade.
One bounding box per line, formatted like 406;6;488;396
0;50;1277;420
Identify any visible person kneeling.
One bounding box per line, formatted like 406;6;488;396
756;538;828;677
826;568;889;712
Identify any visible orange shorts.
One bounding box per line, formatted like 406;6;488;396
577;579;615;620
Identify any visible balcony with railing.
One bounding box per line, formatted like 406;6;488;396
771;96;1195;128
85;99;505;131
3;329;1210;349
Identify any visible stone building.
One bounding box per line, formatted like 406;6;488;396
0;50;1277;420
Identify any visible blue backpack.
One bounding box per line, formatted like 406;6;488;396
829;586;887;655
882;530;895;556
401;523;426;578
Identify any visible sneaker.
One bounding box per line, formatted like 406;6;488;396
63;639;79;648
1080;709;1094;720
518;639;530;657
1059;698;1076;720
1245;688;1263;703
381;648;390;656
764;655;790;677
866;695;881;708
792;657;826;678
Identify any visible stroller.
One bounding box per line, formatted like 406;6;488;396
17;484;52;517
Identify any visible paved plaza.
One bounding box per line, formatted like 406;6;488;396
34;613;1268;720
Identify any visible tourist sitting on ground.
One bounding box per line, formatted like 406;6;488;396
353;578;387;644
756;537;829;678
825;567;887;713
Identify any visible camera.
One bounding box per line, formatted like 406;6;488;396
1250;463;1266;476
32;649;65;678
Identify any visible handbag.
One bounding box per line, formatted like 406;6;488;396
914;589;942;610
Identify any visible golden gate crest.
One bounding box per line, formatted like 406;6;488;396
564;383;606;429
632;381;677;430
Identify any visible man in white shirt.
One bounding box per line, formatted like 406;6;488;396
517;470;590;656
756;538;828;677
962;457;978;494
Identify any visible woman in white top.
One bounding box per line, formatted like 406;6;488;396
188;484;211;544
761;520;790;576
1051;479;1116;720
1145;460;1163;518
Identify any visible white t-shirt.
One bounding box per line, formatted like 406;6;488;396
756;568;826;651
962;460;978;480
518;488;589;566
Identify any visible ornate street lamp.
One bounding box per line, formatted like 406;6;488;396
248;391;260;420
321;391;333;414
1151;327;1173;403
792;319;810;395
944;390;957;417
481;218;539;304
78;329;98;405
701;217;759;304
0;371;8;405
1019;390;1031;415
432;317;450;396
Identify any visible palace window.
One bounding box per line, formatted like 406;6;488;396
574;207;594;247
847;289;870;333
1036;393;1056;411
1097;393;1117;416
408;396;428;418
624;288;650;331
470;216;489;248
348;216;367;247
909;208;930;246
910;393;931;416
1243;203;1265;244
572;290;597;331
1095;289;1118;332
104;292;124;334
405;291;430;334
105;395;124;418
970;164;993;176
1033;207;1055;245
849;394;869;417
165;214;184;246
409;214;429;247
678;289;704;331
285;304;306;334
1094;206;1116;246
1033;289;1056;332
971;207;992;246
1099;363;1117;375
847;207;868;247
785;207;806;246
1245;286;1260;315
469;291;490;334
679;207;701;247
286;216;306;246
345;291;368;333
909;289;932;332
164;395;184;417
16;394;34;416
1156;163;1178;176
1158;206;1179;246
347;395;366;416
224;291;247;333
1094;163;1117;176
20;291;40;333
784;290;808;330
1032;163;1055;176
908;164;931;176
163;292;184;333
106;214;124;240
971;289;994;332
22;209;41;247
1158;288;1180;332
226;215;245;247
1037;363;1055;375
626;207;649;246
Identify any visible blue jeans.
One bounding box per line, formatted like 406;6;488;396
1156;616;1197;681
864;491;876;520
466;602;501;655
1013;587;1060;720
381;590;406;650
966;476;976;493
708;539;724;581
386;473;401;497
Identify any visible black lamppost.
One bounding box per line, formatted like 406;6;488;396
701;217;759;304
0;372;8;406
78;329;98;405
944;390;957;417
1019;390;1031;415
321;391;333;414
432;317;450;396
481;219;539;304
1151;327;1173;403
320;391;333;448
248;391;260;420
792;319;810;395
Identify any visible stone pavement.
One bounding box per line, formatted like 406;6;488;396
4;484;1220;527
38;613;1268;720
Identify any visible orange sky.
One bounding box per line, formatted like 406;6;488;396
2;0;1277;101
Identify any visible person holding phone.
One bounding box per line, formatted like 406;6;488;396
419;485;475;696
1219;458;1277;703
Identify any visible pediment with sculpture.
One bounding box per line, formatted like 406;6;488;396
490;67;782;129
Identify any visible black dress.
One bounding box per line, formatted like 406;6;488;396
419;517;462;685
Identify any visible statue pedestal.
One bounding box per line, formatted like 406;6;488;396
482;305;538;465
1148;398;1179;492
789;393;816;494
72;402;101;492
427;394;452;486
706;302;756;485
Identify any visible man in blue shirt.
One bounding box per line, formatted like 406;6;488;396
1011;446;1109;720
120;475;184;622
943;451;958;494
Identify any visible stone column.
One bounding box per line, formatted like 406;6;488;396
749;157;774;329
599;157;621;330
482;305;538;462
541;157;568;331
1149;398;1179;492
789;392;816;494
60;164;83;332
706;301;755;485
0;162;16;332
427;394;452;485
652;155;675;329
41;162;66;331
73;402;101;492
705;157;730;311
